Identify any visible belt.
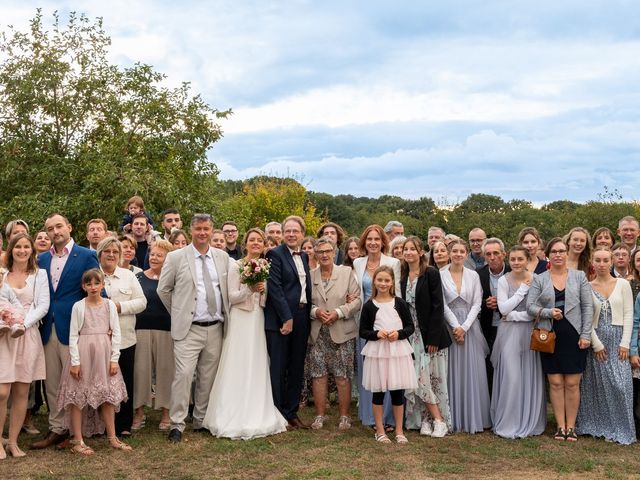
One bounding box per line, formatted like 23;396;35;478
192;320;221;327
298;303;307;309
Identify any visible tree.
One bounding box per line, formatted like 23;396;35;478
0;10;229;237
217;177;323;236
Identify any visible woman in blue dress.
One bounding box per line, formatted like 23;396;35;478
576;247;635;444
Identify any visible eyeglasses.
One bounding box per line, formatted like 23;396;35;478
316;249;334;256
222;229;237;234
549;249;567;255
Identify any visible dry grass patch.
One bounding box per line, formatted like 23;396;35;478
2;405;640;479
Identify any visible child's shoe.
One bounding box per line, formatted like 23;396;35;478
10;323;25;338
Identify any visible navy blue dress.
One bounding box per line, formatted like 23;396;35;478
540;288;587;375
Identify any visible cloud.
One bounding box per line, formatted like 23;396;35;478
4;1;640;203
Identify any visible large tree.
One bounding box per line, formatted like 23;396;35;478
0;10;229;236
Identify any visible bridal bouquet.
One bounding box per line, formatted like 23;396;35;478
239;258;271;286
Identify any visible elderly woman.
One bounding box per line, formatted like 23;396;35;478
353;225;401;428
527;237;593;441
118;234;143;275
389;235;407;260
132;240;175;431
97;237;147;437
0;233;49;459
308;237;361;430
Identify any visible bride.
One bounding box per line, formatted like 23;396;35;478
203;228;288;439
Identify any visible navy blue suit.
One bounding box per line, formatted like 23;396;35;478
38;244;99;345
264;244;312;421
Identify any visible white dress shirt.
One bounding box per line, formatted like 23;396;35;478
192;244;224;322
288;246;307;305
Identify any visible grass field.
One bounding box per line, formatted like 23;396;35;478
2;405;640;479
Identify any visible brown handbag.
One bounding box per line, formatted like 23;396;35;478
530;310;556;353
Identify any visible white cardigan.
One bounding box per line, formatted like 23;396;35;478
353;254;401;305
440;265;482;331
103;266;147;350
2;269;49;329
590;278;633;352
69;298;121;366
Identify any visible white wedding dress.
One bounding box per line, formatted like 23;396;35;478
203;260;288;440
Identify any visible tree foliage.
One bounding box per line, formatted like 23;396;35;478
0;10;229;237
217;177;322;236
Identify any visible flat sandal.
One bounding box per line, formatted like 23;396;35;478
108;437;133;451
374;433;391;443
70;440;94;456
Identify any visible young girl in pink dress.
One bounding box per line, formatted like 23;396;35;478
359;266;418;444
57;269;131;455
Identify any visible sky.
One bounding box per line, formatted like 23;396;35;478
3;1;640;204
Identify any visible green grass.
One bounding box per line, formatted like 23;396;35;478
3;405;640;479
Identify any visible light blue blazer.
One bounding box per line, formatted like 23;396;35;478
526;269;593;341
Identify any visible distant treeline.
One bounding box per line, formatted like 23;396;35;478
306;190;640;247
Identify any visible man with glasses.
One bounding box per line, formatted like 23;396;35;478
264;215;312;430
221;221;241;260
464;228;487;270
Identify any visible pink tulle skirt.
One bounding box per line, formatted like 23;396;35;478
361;338;418;392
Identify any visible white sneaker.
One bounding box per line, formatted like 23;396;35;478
420;420;432;436
431;420;448;438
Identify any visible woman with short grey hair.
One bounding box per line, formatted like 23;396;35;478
308;237;361;429
97;237;147;436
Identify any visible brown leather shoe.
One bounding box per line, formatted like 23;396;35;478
286;421;298;431
31;431;68;450
290;417;310;430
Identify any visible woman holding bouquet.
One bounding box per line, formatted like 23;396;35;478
203;228;288;439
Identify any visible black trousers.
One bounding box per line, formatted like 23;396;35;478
265;308;310;421
115;344;135;435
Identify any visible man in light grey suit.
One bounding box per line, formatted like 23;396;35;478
157;213;230;443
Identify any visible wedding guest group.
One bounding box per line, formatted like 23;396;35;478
4;203;640;462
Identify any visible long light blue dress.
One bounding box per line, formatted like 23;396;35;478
441;266;491;433
576;287;636;445
356;271;394;426
490;274;546;438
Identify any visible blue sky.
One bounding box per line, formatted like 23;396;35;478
4;1;640;204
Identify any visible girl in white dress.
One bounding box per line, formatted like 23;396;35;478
203;228;288;440
359;266;417;444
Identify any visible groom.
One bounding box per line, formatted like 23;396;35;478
265;215;312;429
157;213;230;443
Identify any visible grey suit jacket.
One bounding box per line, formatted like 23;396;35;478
157;245;231;341
310;265;362;344
526;269;593;340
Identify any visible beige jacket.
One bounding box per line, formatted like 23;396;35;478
310;265;362;344
157;245;230;341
